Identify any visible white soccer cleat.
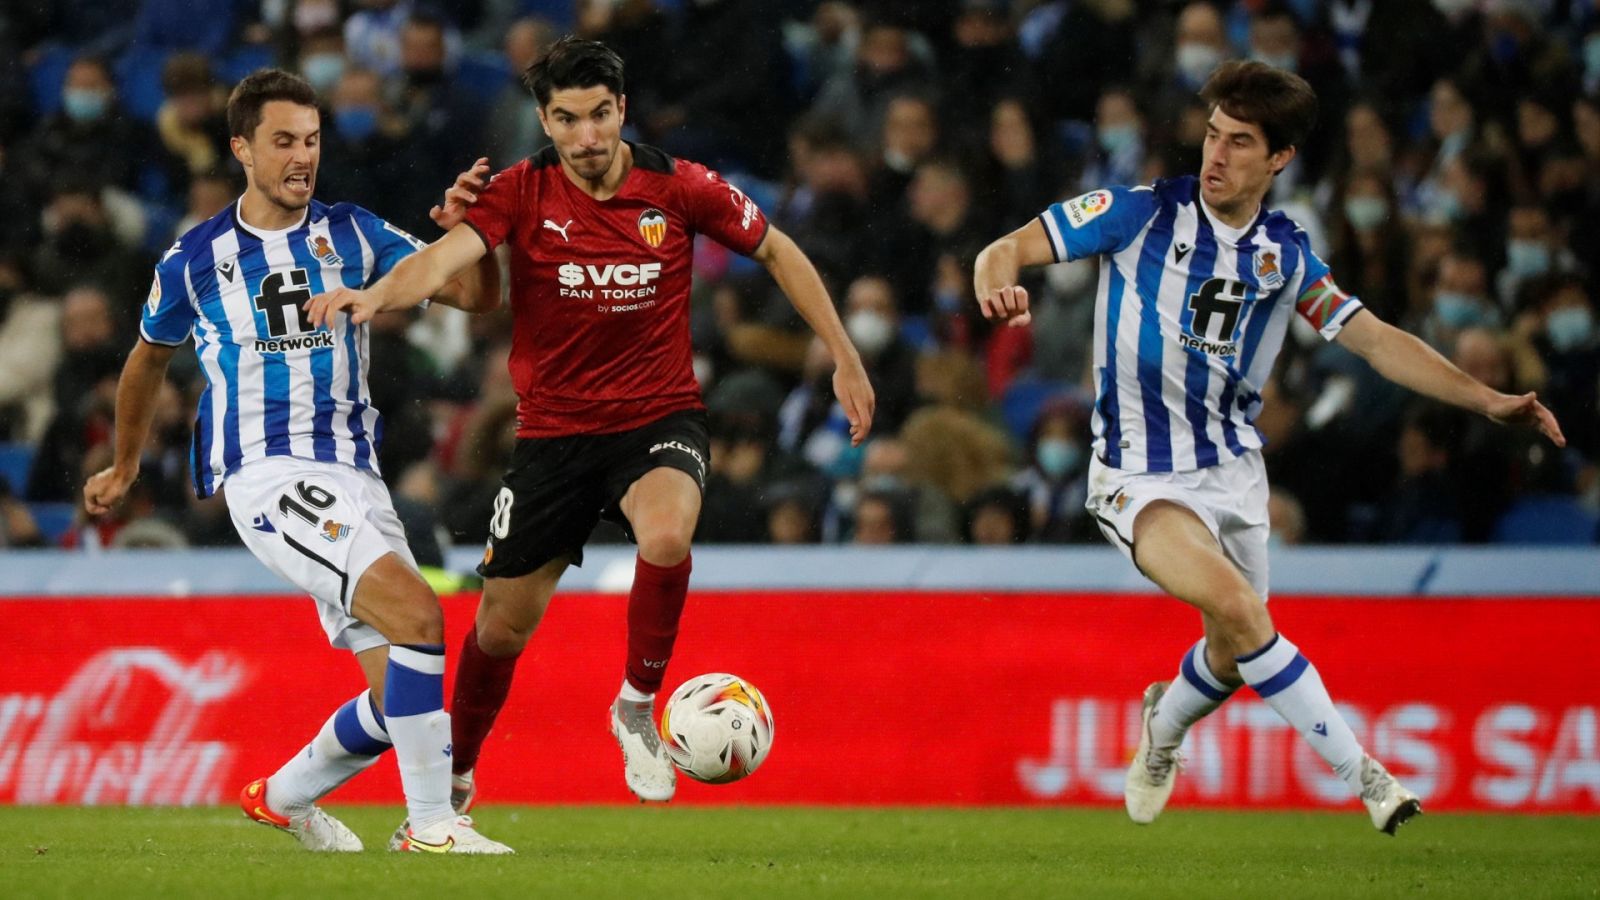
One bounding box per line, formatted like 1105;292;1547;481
239;777;363;852
1125;681;1182;825
611;697;676;802
452;770;477;814
389;815;514;855
1359;755;1423;835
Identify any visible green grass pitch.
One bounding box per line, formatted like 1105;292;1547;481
1;806;1596;898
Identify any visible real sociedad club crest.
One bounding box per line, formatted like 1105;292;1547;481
1254;249;1284;289
307;234;344;267
637;208;667;248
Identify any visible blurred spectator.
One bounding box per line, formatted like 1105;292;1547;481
871;159;989;315
1372;404;1465;544
1417;249;1499;351
16;56;148;197
1079;86;1147;192
317;67;422;221
870;92;940;213
389;13;485;230
1527;276;1600;459
851;487;912;544
1011;397;1094;543
1031;0;1138;125
0;479;42;547
28;285;124;502
0;255;60;442
345;0;417;79
841;276;920;435
31;181;145;315
812;18;931;148
648;0;790;175
782;1;861;103
485;17;556;166
155;54;230;199
765;479;825;544
174;170;236;237
1268;486;1307;546
1149;2;1231;125
986;96;1062;227
1326;167;1409;321
963;484;1030;545
133;0;241;57
298;28;350;95
940;0;1023;128
900;404;1015;520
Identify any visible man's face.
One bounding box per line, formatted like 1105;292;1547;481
1200;107;1291;213
539;85;625;182
234;100;321;212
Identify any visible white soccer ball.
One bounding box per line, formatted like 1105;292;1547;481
659;673;775;784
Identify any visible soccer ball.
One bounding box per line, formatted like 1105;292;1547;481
659;673;775;784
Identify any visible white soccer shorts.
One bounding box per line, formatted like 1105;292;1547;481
1086;449;1271;600
225;456;418;653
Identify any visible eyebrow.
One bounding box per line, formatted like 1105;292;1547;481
271;129;320;140
551;100;613;118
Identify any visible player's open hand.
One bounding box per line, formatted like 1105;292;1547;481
1486;391;1566;447
83;465;135;517
978;284;1032;328
306;286;381;328
833;357;876;446
430;157;490;231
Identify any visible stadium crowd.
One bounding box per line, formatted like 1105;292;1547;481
0;0;1597;554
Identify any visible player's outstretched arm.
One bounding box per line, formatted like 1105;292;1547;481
84;340;178;516
753;225;876;445
1336;311;1566;446
974;218;1056;328
306;224;489;328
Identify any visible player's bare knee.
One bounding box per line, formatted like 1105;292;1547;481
384;586;444;645
475;614;533;657
636;525;691;566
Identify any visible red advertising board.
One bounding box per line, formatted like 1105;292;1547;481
1;592;1596;812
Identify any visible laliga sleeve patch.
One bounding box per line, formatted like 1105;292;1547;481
145;275;162;316
1064;189;1114;228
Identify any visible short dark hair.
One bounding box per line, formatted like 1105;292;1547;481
226;68;318;139
1199;60;1318;154
521;36;624;107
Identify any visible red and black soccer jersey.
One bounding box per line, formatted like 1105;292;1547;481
464;142;770;437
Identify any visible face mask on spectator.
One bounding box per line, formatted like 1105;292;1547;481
1036;437;1082;479
846;310;894;358
1175;43;1222;87
302;53;347;93
1585;34;1600;82
1505;240;1551;279
335;106;380;142
1343;196;1388;231
1432;291;1486;329
1432;0;1475;16
1096;123;1139;157
1545;306;1595;352
62;88;110;123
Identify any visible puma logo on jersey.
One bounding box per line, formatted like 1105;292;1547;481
543;219;573;241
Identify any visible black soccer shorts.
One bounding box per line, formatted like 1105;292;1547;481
477;408;710;579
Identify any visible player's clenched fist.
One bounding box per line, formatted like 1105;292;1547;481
306;286;381;328
83;465;135;517
979;284;1032;328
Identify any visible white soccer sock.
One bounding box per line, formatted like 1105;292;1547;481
618;679;654;704
266;689;391;815
1236;633;1365;794
1150;639;1237;753
385;644;455;831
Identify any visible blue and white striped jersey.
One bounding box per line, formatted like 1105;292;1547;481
140;198;426;497
1039;175;1364;473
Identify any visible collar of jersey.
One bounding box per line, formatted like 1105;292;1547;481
232;196;312;241
1196;193;1267;246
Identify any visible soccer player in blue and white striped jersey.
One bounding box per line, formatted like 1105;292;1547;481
83;69;510;854
975;61;1566;835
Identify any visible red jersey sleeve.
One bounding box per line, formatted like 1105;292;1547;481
464;160;527;252
678;160;769;257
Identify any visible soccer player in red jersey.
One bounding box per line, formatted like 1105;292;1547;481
308;37;875;810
